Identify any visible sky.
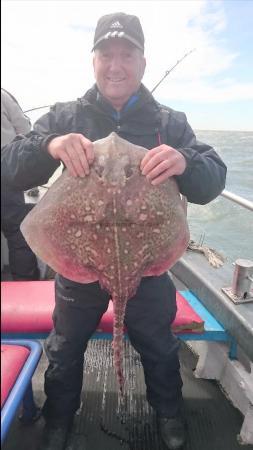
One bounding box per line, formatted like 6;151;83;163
2;0;253;131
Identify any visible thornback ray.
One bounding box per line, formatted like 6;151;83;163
21;132;190;394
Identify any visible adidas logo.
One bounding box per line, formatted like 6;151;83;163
110;21;123;29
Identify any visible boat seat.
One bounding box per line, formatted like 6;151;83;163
1;280;230;344
1;340;43;444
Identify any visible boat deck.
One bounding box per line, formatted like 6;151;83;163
2;339;252;450
172;251;253;360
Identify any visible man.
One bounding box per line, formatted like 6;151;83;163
1;13;226;450
1;88;40;281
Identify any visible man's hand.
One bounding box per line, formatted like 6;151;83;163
140;144;186;185
47;133;94;177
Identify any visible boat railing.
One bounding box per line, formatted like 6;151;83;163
221;189;253;212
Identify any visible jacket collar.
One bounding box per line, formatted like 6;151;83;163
80;84;159;117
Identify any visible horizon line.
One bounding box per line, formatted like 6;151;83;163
194;128;253;133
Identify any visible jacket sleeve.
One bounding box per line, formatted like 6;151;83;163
1;106;61;191
167;111;227;204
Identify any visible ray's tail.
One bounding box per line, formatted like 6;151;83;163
112;296;128;396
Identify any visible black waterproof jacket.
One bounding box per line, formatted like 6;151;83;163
1;84;226;204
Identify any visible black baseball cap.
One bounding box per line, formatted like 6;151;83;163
92;12;145;52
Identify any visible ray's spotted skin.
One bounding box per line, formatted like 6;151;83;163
21;132;189;392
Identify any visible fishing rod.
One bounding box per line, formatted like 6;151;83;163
24;104;52;113
24;49;195;113
151;48;196;94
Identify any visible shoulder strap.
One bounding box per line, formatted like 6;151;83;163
158;108;170;145
159;106;188;211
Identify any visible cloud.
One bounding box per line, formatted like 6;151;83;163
1;0;252;114
158;79;253;103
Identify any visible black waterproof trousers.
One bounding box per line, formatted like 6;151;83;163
42;272;183;425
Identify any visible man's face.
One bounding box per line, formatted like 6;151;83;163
93;39;146;110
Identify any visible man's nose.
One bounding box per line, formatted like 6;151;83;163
109;56;122;70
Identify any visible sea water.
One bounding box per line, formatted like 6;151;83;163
189;130;253;263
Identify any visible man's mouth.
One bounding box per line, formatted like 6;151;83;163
107;77;125;83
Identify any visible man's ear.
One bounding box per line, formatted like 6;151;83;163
141;56;146;79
